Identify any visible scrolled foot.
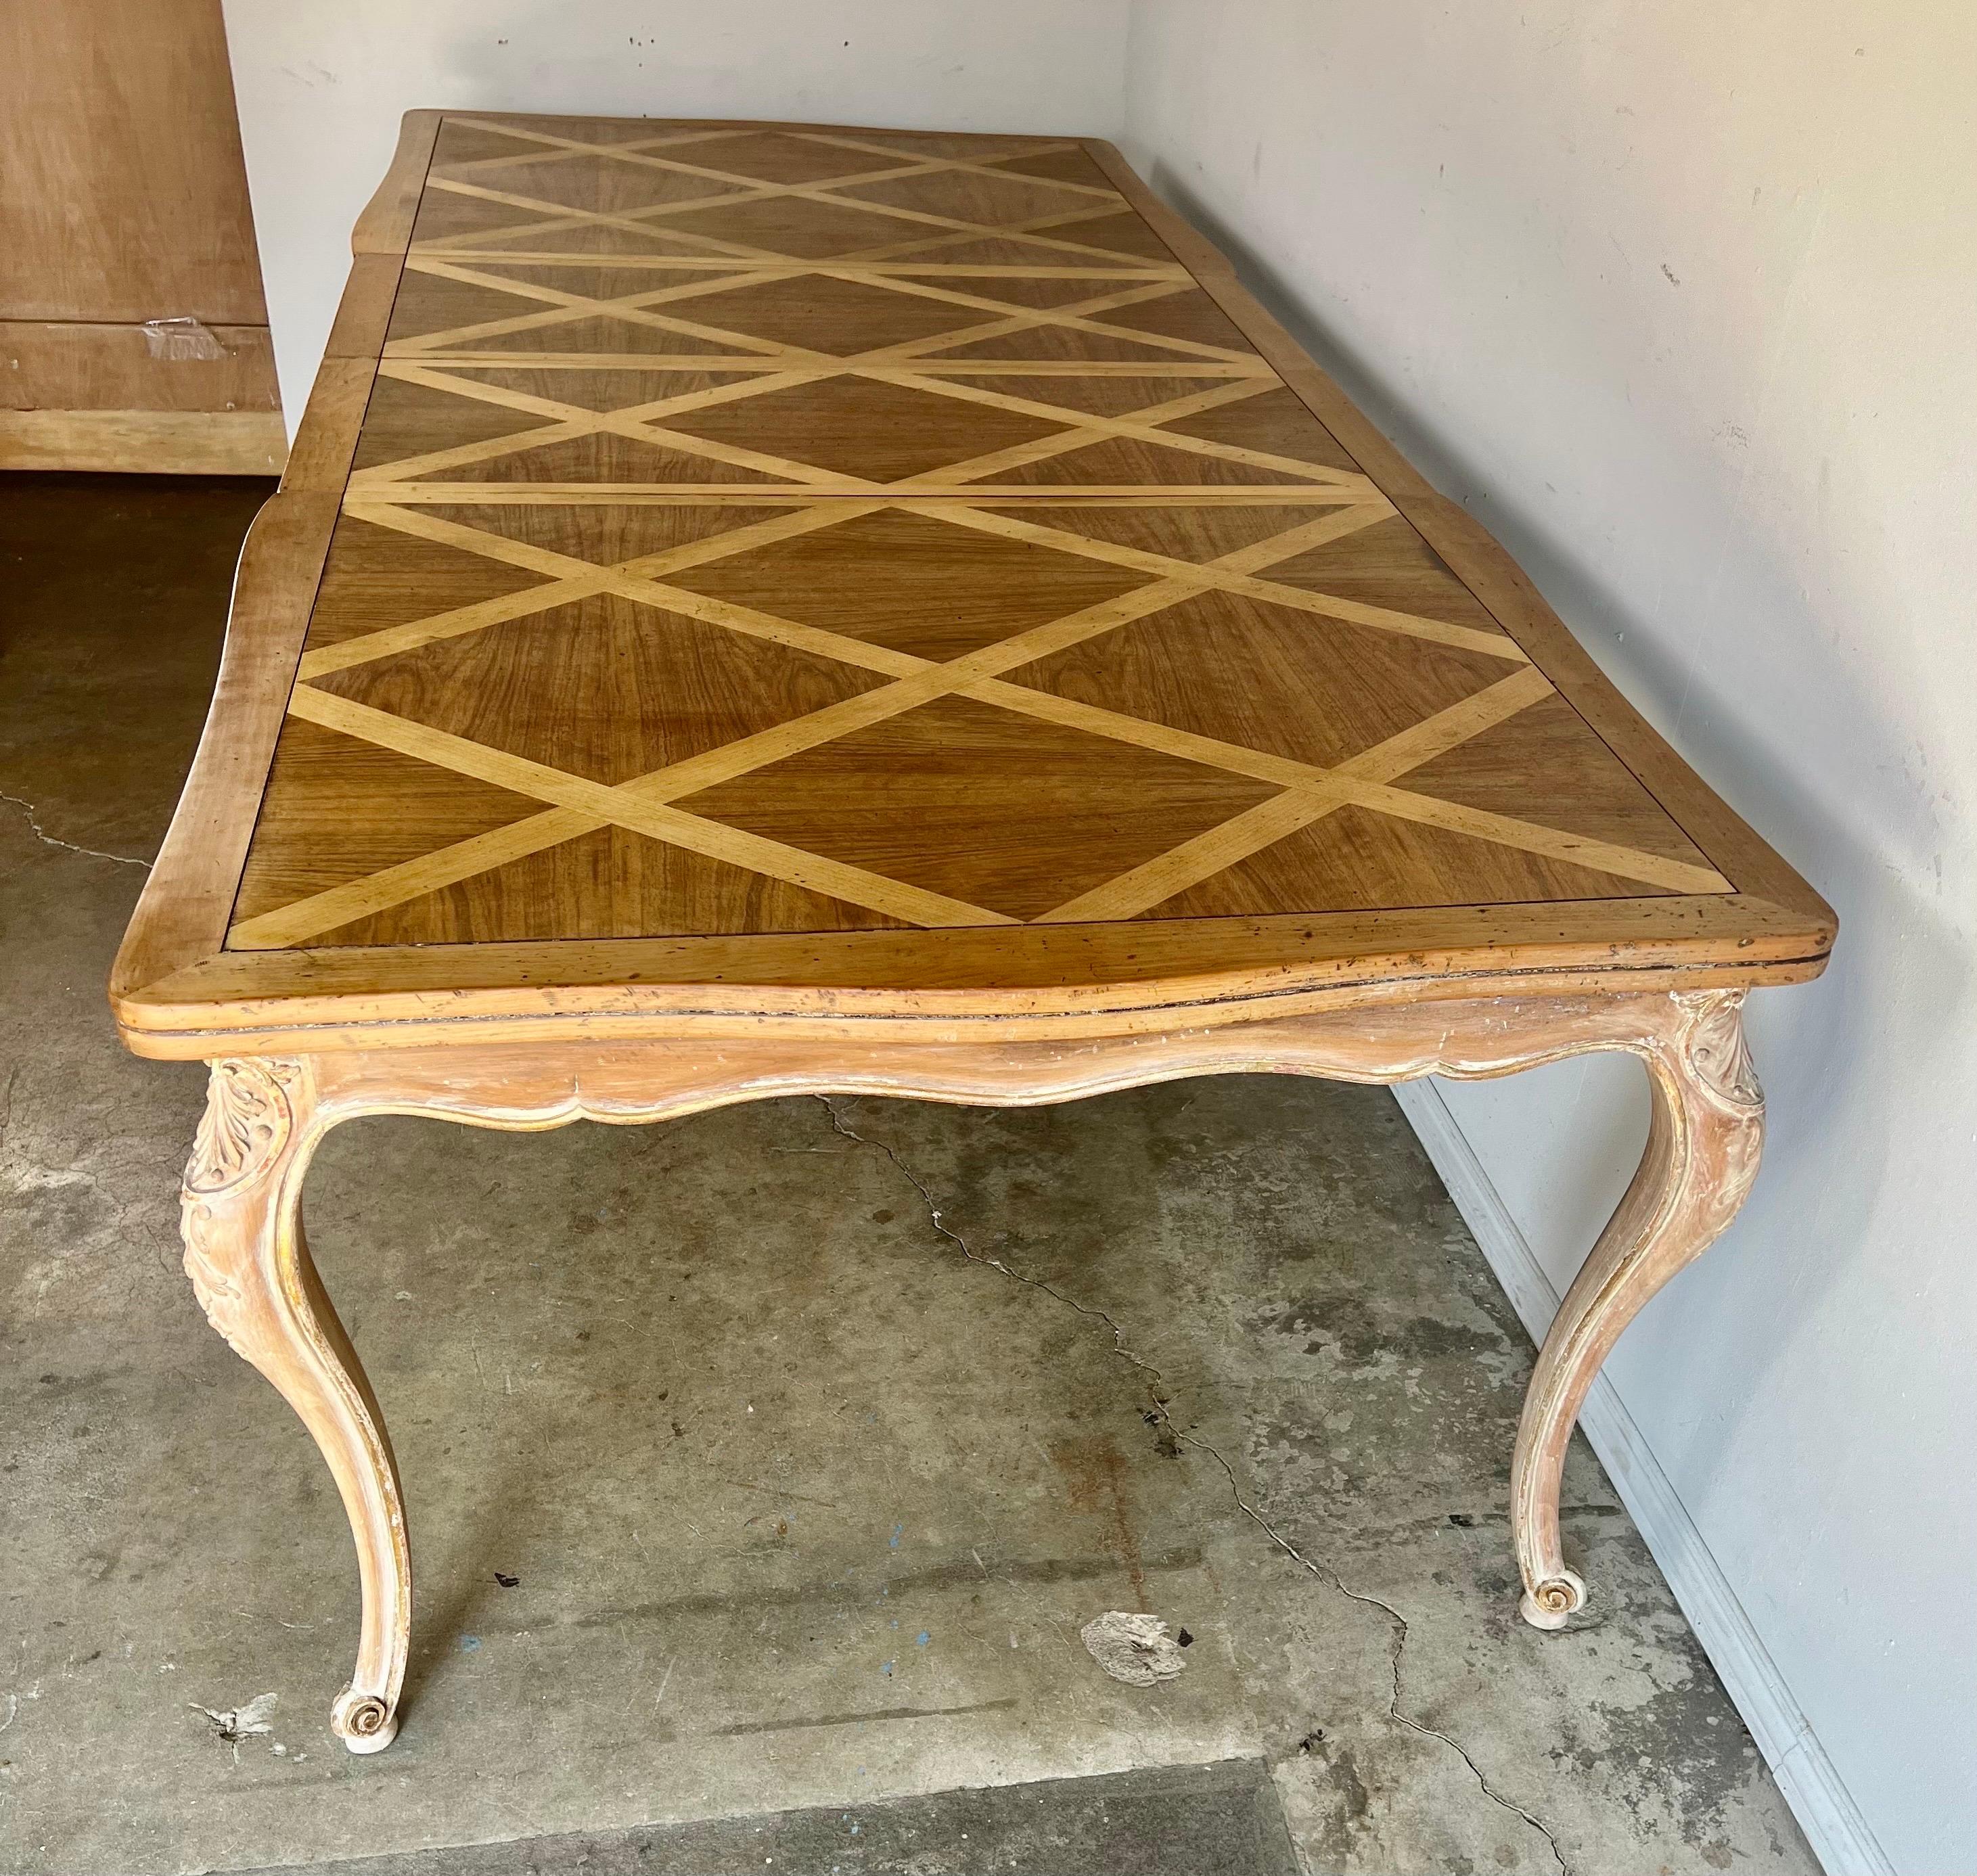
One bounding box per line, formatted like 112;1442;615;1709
1518;1568;1587;1632
332;1687;399;1754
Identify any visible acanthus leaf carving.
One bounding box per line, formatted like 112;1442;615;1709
1673;990;1763;1111
185;1057;302;1196
180;1058;307;1361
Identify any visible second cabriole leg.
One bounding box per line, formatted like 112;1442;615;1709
1508;991;1765;1628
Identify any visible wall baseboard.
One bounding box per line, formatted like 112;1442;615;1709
1392;1078;1893;1876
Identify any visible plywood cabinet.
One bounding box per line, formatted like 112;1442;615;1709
0;0;285;472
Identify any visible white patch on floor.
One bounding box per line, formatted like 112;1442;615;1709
1081;1612;1189;1687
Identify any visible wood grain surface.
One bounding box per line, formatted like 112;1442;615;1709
111;113;1834;1054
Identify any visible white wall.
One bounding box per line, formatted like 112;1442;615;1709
1124;5;1976;1871
220;0;1131;422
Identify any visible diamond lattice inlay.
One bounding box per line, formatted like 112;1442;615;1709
227;113;1734;952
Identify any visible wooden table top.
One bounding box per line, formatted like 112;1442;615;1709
112;114;1832;1057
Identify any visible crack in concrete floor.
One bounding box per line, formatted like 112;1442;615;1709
1;790;150;869
815;1095;1572;1876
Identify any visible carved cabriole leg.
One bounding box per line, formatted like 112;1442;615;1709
1507;990;1765;1628
163;990;1760;1747
180;1057;410;1754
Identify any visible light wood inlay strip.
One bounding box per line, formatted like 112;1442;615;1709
878;367;1369;486
922;499;1389;580
364;267;1359;499
978;666;1551;826
605;576;925;677
1214;503;1403;560
1222;568;1522;657
365;357;823;476
398;356;1261;376
298;503;871;679
1039;790;1339;925
428;135;743;182
422;174;786;251
417;154;1146;274
850;279;1246;366
252;465;1729;949
227;806;601;949
925;500;1522;660
1340;666;1557;783
435;119;756;168
378;358;817;428
959;679;1325;793
456;147;968;200
1334;781;1733;896
771;192;1146;262
863;357;1267;375
830;200;1165;269
242;124;1740;962
1036;670;1566;923
339;500;604;580
285;685;622;810
354;486;1383;504
808;271;1244;363
873;369;1265;428
413;256;1189;281
348;385;841;490
792;131;1117;199
384;279;812;361
614;499;889;577
277;688;1013;932
299;503;898;682
296;571;616;681
1030;664;1733;921
884;404;1370;497
388;352;806;371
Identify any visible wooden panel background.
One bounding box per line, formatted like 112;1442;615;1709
0;0;284;472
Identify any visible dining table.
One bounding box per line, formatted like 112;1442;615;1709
110;110;1834;1752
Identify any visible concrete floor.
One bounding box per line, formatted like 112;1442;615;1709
0;474;1819;1875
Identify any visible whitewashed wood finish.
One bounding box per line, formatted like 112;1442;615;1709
181;986;1759;1750
1396;1075;1890;1875
181;1057;409;1754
